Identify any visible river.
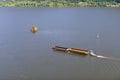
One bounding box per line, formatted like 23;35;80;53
0;7;120;80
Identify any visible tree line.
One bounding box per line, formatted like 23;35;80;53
0;0;120;7
9;0;120;3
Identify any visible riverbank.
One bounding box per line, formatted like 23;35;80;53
0;1;120;7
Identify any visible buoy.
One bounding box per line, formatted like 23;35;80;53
31;26;38;33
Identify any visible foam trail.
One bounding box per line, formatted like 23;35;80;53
89;50;120;61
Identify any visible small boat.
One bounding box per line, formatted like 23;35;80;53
52;46;89;55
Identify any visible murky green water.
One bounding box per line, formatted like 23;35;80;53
0;7;120;80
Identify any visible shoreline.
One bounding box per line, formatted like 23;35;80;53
0;1;120;7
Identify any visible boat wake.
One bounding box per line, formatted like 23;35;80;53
89;50;120;61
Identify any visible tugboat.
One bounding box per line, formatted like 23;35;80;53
89;50;97;57
89;50;106;58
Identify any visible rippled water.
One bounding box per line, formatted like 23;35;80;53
0;7;120;80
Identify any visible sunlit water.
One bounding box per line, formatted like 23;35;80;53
0;7;120;80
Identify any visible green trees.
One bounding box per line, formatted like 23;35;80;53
0;0;120;7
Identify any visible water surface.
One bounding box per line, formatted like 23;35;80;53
0;7;120;80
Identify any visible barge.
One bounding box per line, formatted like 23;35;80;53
52;46;89;55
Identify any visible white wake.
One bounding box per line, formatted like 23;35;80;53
89;50;120;61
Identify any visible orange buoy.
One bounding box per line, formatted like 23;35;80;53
31;26;38;33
